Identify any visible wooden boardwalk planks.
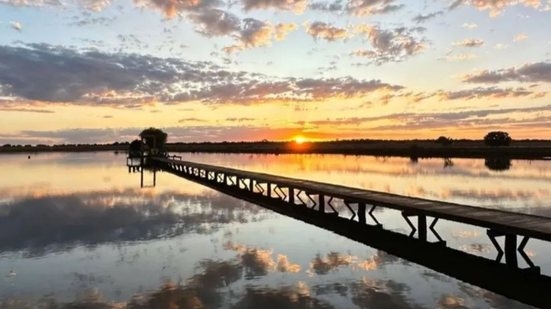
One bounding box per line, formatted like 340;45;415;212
155;158;551;242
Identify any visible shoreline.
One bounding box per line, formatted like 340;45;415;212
1;140;551;160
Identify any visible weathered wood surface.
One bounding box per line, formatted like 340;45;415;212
155;158;551;242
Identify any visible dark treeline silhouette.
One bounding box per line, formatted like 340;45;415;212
2;129;551;159
2;139;551;159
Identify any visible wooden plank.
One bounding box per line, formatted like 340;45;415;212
154;158;551;241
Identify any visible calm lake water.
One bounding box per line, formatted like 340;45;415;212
1;152;550;308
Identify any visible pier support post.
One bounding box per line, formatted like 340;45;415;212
140;168;144;188
358;203;366;224
505;234;518;268
319;194;325;213
418;215;427;241
267;183;271;198
289;187;294;205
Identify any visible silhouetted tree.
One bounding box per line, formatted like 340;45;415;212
435;136;453;146
484;131;511;146
139;127;168;156
128;139;143;158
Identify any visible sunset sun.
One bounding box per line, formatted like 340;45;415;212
294;135;307;144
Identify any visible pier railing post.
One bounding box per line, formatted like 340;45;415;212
319;194;325;213
289;187;294;205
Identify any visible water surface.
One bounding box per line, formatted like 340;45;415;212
1;152;549;308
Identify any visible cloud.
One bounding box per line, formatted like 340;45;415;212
221;18;275;52
0;0;61;7
68;15;116;27
0;44;193;105
10;21;22;31
412;11;443;23
513;33;528;42
345;0;403;16
462;62;551;83
0;107;54;113
137;0;221;18
452;38;484;47
274;23;297;40
0;44;401;108
461;22;478;29
304;22;349;41
79;0;111;11
189;8;241;37
310;104;551;132
353;25;426;64
309;0;403;16
308;0;343;12
238;18;275;47
449;0;543;17
444;53;477;61
241;0;306;12
436;87;533;100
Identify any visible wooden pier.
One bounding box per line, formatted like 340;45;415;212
149;156;551;307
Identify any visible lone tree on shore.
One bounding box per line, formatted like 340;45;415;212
435;136;453;146
139;127;168;156
483;131;512;146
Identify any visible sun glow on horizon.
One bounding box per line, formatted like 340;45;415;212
294;135;307;144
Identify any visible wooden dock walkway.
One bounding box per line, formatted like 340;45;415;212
153;157;551;269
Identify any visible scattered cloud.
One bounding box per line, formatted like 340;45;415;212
435;86;533;100
412;11;443;23
452;38;484;47
353;25;426;64
445;53;477;61
189;9;241;37
513;33;528;42
10;21;22;31
308;104;550;130
274;23;297;40
461;22;478;29
449;0;543;17
462;62;551;83
0;0;61;7
304;22;349;41
134;0;222;18
346;0;404;16
79;0;112;11
222;18;283;53
241;0;306;13
309;0;403;16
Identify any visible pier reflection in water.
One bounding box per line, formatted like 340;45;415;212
0;152;549;308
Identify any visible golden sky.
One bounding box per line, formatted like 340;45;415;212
0;0;550;143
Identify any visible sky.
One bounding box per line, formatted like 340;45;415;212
0;0;550;144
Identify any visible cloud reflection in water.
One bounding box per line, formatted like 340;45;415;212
0;189;268;257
